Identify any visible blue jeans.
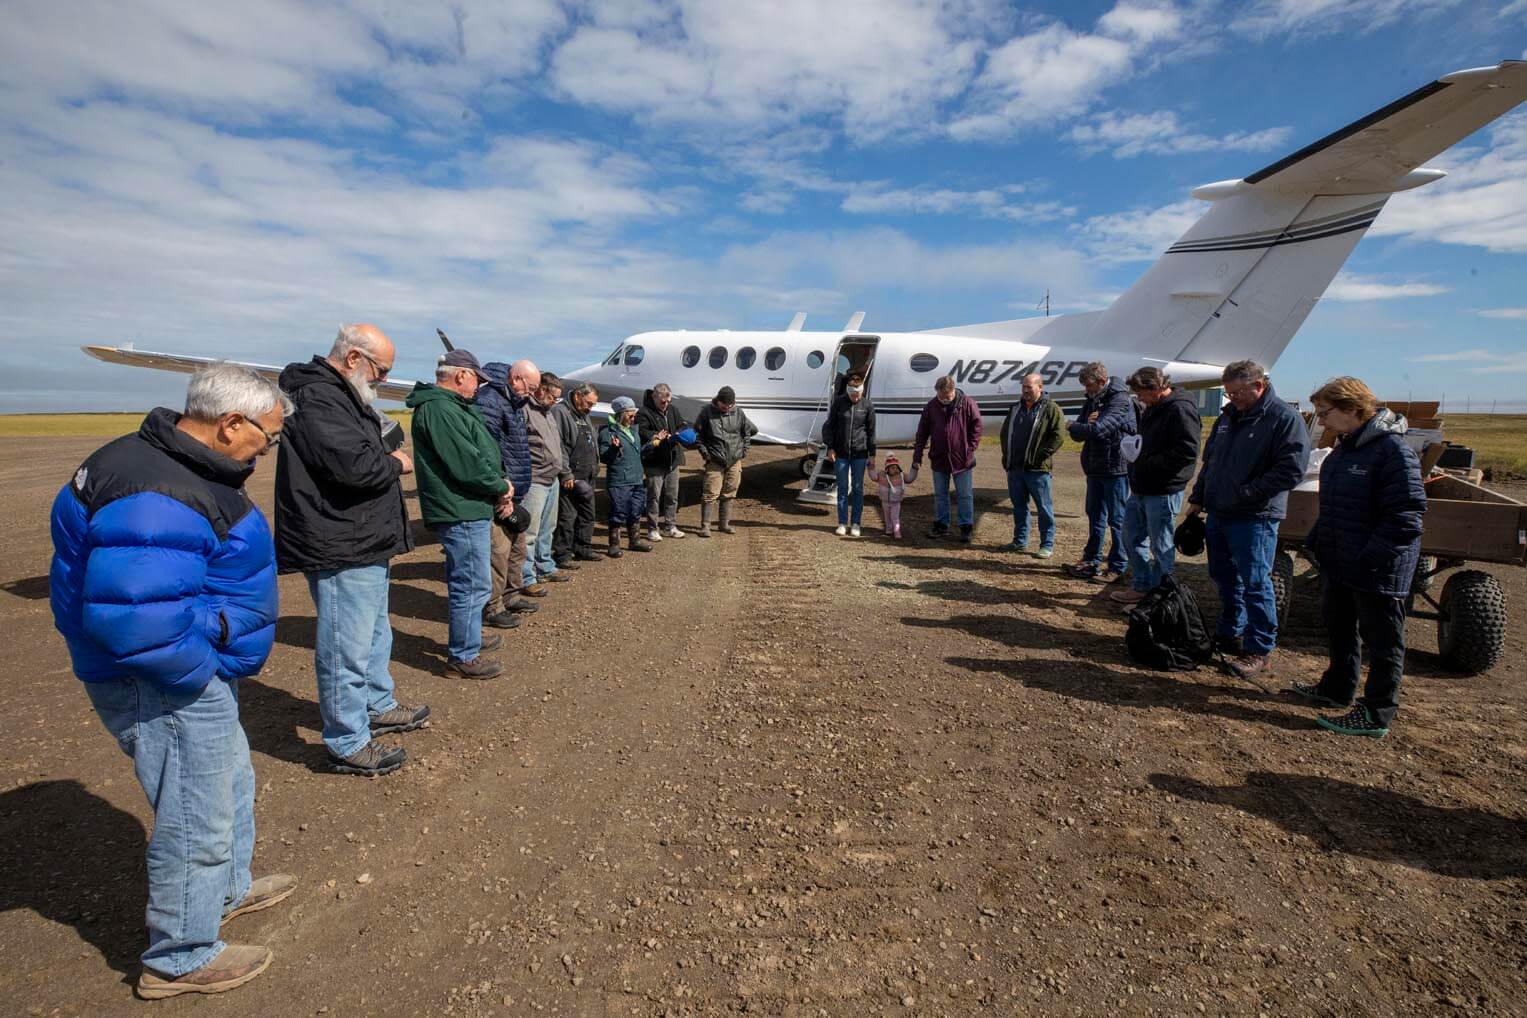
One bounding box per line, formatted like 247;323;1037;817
932;468;975;527
521;483;559;584
434;519;492;662
1006;469;1054;549
1205;514;1281;655
305;564;399;759
1082;474;1128;571
85;676;254;977
1123;491;1184;592
834;457;868;525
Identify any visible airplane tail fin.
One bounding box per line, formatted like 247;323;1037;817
1086;60;1527;369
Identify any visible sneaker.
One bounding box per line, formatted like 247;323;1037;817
926;522;949;539
1066;561;1099;579
445;656;502;680
998;542;1026;553
893;525;902;539
543;572;572;583
1095;568;1125;584
835;524;848;536
370;703;431;735
648;528;663;542
484;610;522;629
1032;548;1053;560
850;524;861;538
506;597;539;615
222;874;297;925
1228;654;1273;689
664;526;686;539
1109;589;1147;606
1213;633;1244;657
521;584;548;598
1316;705;1389;738
1290;682;1353;709
958;524;973;544
329;742;406;776
137;945;272;999
480;633;503;652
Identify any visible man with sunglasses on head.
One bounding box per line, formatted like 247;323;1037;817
276;324;429;777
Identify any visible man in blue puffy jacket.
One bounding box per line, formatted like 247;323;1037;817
50;365;295;999
1186;360;1311;685
1066;362;1137;582
476;358;541;628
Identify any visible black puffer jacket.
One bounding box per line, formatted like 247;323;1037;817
636;389;690;474
1306;410;1426;596
275;358;411;573
1066;376;1138;477
1130;389;1201;495
820;393;876;459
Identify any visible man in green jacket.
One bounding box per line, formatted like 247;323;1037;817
406;350;512;680
998;373;1065;557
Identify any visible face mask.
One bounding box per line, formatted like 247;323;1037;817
847;386;864;397
938;394;954;405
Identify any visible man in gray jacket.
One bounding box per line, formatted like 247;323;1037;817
522;372;570;589
551;382;600;565
694;385;758;537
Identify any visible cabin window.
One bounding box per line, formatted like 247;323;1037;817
735;346;756;370
909;353;940;373
806;350;825;369
764;347;786;371
681;345;701;368
708;346;727;369
623;345;645;367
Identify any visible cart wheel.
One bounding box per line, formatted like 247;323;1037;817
1411;555;1438;594
1437;569;1508;675
1271;551;1294;624
799;454;817;479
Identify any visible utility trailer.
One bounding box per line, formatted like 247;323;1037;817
1274;474;1525;675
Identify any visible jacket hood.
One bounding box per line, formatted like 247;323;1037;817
405;381;468;409
279;356;349;396
642;388;663;412
1352;407;1405;448
481;360;510;390
1102;376;1128;400
1230;379;1281;421
139;406;256;487
1157;388;1197;412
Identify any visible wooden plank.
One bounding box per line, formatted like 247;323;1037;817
1425;474;1523;505
1278;485;1527;565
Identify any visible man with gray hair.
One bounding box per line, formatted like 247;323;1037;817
1186;359;1310;683
1065;361;1136;582
636;382;691;540
276;324;429;777
51;364;296;997
477;357;542;626
552;380;601;564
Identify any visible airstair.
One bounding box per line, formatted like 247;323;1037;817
797;327;878;506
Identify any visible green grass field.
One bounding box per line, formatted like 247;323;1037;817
5;411;1524;479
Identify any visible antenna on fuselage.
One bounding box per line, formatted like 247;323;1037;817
1036;290;1050;317
436;328;455;352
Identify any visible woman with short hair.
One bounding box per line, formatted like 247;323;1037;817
1294;376;1426;738
821;371;876;537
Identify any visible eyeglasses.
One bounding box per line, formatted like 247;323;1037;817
358;349;391;380
1314;406;1334;420
243;415;281;450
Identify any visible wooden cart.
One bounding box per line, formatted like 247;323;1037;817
1274;474;1525;675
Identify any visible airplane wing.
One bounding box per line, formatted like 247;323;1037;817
82;344;420;403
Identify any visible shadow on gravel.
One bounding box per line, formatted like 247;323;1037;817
0;574;49;600
1151;771;1527;880
946;652;1310;732
0;779;145;977
390;559;444;584
274;614;446;672
866;553;1010;573
388;581;446;622
239;675;331;772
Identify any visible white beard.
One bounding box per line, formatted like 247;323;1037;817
346;366;377;405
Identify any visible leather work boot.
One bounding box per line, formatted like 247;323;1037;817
137;945;273;1000
506;597;539;614
696;503;712;537
222;874;298;925
445;657;502;681
717;498;736;534
627;523;654;552
607;526;624;557
484;610;522;629
370;703;432;735
329;742;406;776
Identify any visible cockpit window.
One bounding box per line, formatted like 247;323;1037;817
682;345;701;368
623;344;645;367
735;347;756;370
708;346;727;369
764;347;786;371
602;343;624;366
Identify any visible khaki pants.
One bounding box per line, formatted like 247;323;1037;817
702;460;742;504
487;516;528;614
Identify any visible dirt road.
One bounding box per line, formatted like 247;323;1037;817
1;436;1524;1016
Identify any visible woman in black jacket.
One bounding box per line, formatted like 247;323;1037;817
821;372;875;537
1294;377;1426;738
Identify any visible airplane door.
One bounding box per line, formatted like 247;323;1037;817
832;336;880;397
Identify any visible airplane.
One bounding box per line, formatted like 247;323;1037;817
85;60;1526;498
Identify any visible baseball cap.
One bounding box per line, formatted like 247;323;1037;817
438;349;490;381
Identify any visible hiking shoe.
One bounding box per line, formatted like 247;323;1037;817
1109;589;1147;606
1229;654;1273;688
664;525;686;539
1290;682;1352;709
554;559;581;571
445;656;502;680
544;572;571;583
370;703;431;735
137;945;272;999
480;633;503;652
835;524;848;536
850;524;861;538
1066;561;1098;579
484;610;522;629
521;584;548;598
1316;705;1389;738
1095;568;1125;584
1213;634;1243;657
958;525;973;544
506;597;539;614
926;522;949;539
222;875;297;925
329;742;406;776
998;542;1026;553
1032;548;1053;559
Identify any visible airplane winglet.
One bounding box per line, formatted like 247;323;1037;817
843;311;865;333
787;312;807;331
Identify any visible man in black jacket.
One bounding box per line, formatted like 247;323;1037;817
1111;367;1201;608
636;383;690;541
551;382;601;563
276;324;429;777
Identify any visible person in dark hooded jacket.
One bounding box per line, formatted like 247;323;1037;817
1293;377;1425;739
636;383;691;540
475;359;541;625
820;371;876;537
275;324;427;777
1111;367;1201;607
551;381;601;563
1066;362;1137;580
694;386;758;536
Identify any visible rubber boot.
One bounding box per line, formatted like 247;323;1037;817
696;503;713;538
627;523;653;552
606;525;623;558
717;498;736;534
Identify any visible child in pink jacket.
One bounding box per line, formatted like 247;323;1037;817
868;453;909;538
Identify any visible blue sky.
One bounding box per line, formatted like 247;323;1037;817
1;0;1524;412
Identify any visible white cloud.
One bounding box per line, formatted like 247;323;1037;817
1077;198;1203;262
1324;273;1449;301
1408;347;1527;372
1068;109;1292;158
1232;0;1464;37
840;184;1073;222
1477;307;1527;319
